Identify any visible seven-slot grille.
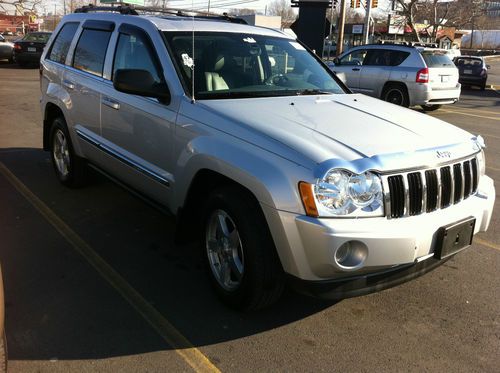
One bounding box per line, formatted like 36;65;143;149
384;157;479;218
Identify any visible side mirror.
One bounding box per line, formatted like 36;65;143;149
333;57;340;65
114;69;170;104
486;65;491;70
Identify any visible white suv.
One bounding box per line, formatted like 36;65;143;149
331;43;461;111
40;6;494;310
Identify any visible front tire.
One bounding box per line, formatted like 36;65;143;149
420;104;442;112
49;117;87;187
203;186;285;310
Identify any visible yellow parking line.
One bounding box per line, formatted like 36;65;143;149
475;238;500;252
0;161;220;373
438;109;500;121
444;107;500;115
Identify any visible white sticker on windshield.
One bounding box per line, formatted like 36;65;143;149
243;37;257;43
290;42;306;50
181;53;194;68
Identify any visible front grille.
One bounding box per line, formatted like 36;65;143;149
384;157;479;218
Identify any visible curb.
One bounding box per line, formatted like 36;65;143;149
486;84;499;90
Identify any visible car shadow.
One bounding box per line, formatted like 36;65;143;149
0;61;38;69
0;148;337;361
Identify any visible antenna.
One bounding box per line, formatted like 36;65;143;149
191;0;196;103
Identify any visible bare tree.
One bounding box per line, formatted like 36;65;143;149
268;0;296;26
227;8;258;16
0;0;41;14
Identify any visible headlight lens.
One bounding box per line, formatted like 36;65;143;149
313;169;384;217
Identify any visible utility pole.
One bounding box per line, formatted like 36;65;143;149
336;0;347;56
362;0;372;44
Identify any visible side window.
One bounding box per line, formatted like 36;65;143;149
113;32;162;84
390;51;410;66
339;50;367;66
73;29;112;77
48;22;79;64
364;50;391;66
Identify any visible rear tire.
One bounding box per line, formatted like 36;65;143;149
382;84;409;107
202;186;285;310
49;117;87;187
420;104;442;112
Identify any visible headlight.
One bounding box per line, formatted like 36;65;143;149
300;169;384;217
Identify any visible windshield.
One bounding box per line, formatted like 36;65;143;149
420;50;454;68
163;32;345;99
23;33;51;43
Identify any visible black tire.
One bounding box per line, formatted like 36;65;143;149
49;117;87;187
480;83;486;91
420;104;442;112
202;186;285;311
382;84;409;107
0;331;6;373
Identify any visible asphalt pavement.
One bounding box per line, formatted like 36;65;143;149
0;60;498;373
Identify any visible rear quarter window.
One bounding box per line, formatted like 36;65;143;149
421;51;454;68
48;22;79;64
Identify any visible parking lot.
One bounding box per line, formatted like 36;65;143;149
0;59;499;373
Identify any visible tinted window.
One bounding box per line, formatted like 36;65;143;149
73;29;112;77
48;23;79;64
364;50;410;67
454;57;483;67
113;33;161;83
421;51;454;67
339;49;367;65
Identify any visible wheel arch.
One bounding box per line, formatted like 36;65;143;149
43;102;65;151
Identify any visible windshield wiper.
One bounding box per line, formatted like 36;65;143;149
295;89;332;95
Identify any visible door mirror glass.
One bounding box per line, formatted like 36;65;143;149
114;69;170;103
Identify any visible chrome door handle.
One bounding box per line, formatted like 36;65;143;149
102;97;120;110
62;79;75;90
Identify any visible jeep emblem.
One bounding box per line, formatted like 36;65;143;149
436;150;451;159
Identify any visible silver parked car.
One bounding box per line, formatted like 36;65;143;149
330;43;461;111
40;7;494;310
0;35;14;63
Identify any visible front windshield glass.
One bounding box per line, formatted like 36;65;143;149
164;32;345;99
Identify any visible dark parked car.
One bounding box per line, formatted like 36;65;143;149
14;32;51;66
0;35;14;63
453;56;490;90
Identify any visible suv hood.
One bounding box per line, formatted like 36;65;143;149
199;93;473;165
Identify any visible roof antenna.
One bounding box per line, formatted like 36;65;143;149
191;0;196;103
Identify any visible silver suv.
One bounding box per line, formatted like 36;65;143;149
40;7;494;310
330;43;461;111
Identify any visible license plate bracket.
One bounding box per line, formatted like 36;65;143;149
434;217;475;260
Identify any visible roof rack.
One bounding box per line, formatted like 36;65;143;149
74;3;247;24
376;40;439;48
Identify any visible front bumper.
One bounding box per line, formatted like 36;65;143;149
409;82;461;106
263;175;495;297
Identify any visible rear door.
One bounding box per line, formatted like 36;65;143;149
357;49;392;97
420;50;458;89
63;20;114;161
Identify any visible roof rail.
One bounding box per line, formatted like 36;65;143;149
74;4;139;15
74;3;247;24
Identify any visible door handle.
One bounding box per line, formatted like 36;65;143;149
352;68;361;71
102;97;120;110
62;79;75;90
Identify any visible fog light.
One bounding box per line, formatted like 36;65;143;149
334;241;368;269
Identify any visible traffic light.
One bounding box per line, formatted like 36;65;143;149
372;0;378;8
356;0;361;7
350;0;361;8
